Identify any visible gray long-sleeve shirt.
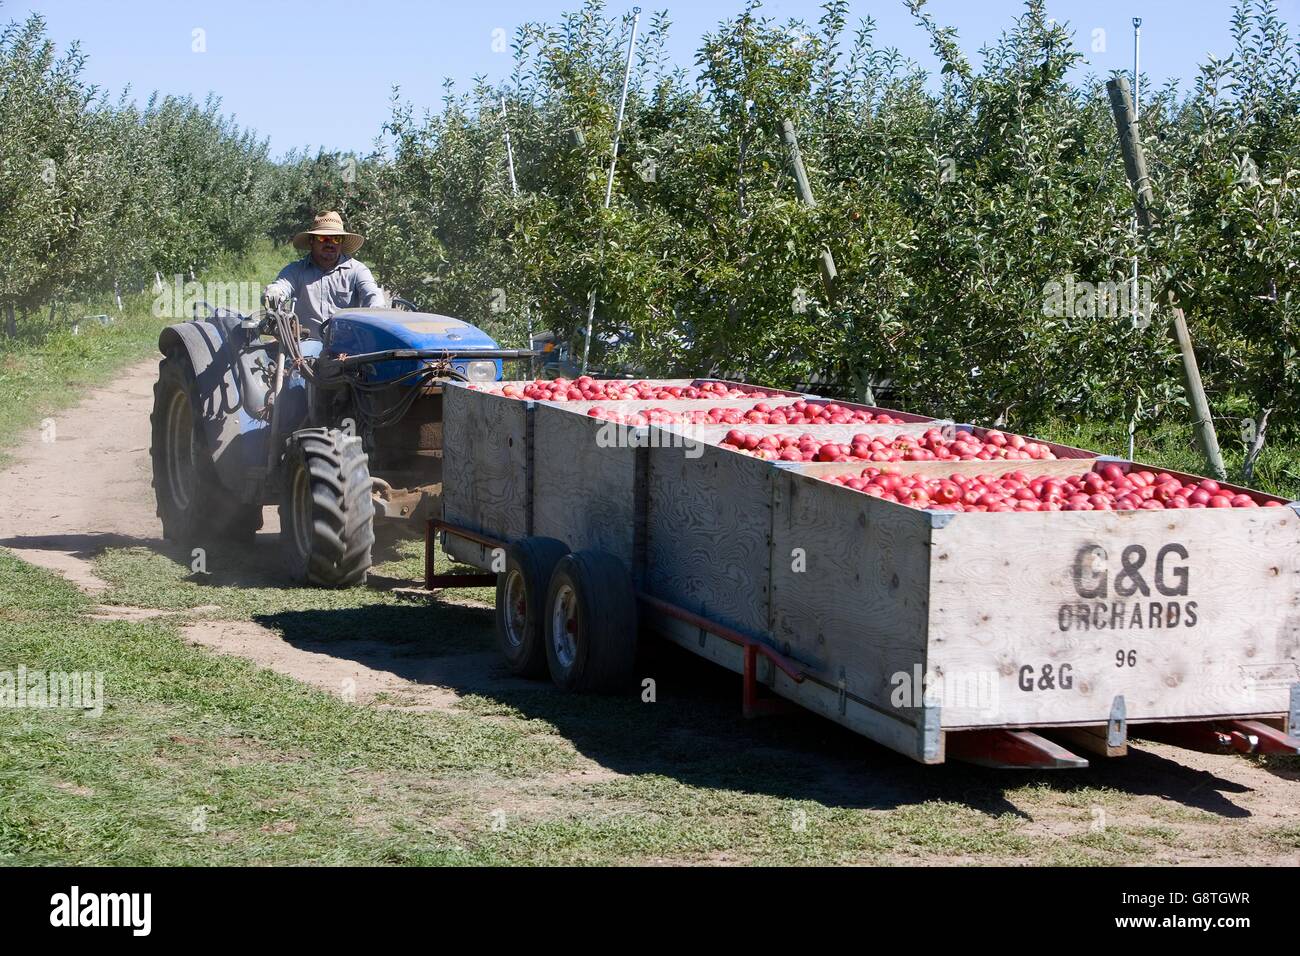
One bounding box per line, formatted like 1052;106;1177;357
264;255;383;335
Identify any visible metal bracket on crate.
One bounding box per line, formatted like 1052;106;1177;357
918;704;943;763
741;643;797;718
1287;501;1300;519
1290;683;1300;735
1097;455;1128;462
927;511;958;530
1107;695;1128;749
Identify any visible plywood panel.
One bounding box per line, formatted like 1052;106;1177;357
441;383;531;542
928;508;1300;727
644;441;775;637
768;471;935;721
531;403;638;566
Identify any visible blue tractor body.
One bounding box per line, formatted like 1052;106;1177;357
153;302;533;587
219;310;506;457
327;310;504;385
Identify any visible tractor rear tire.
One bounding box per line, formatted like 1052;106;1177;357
151;352;263;544
543;550;639;692
495;537;570;678
279;427;375;587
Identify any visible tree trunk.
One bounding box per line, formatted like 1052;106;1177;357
1242;407;1271;484
4;303;16;338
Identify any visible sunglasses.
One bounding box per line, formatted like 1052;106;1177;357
312;235;343;245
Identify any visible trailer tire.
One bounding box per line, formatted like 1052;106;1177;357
543;550;638;692
495;537;570;678
279;427;375;588
151;352;263;544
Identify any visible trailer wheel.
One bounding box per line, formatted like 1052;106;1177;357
279;427;375;587
495;537;570;677
543;550;638;692
151;352;263;544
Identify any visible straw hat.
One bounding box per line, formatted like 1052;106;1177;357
292;211;364;255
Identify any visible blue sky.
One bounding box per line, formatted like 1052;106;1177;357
15;0;1300;157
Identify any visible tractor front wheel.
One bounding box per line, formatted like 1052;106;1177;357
279;428;375;587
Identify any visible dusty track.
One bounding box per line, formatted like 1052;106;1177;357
0;356;499;711
0;357;1297;864
0;359;166;592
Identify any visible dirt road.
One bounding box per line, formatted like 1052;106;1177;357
1;357;1297;865
0;356;504;710
0;359;165;592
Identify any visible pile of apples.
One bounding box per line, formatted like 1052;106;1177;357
487;377;780;402
725;400;905;425
585;400;906;427
720;426;1059;463
826;462;1276;511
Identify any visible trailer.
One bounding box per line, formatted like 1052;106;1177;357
432;378;1300;769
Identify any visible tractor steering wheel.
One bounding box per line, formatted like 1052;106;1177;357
390;296;421;312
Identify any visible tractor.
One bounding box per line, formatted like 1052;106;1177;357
150;298;535;586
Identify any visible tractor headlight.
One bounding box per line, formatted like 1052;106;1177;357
465;360;497;383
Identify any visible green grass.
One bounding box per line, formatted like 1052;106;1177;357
92;534;494;626
4;541;1298;865
0;240;293;468
0;550;570;865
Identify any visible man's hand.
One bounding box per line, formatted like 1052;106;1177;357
262;287;287;312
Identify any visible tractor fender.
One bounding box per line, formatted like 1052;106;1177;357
158;321;317;505
158;321;240;419
158;321;270;503
158;321;244;462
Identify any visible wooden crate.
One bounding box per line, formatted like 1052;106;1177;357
459;381;821;570
644;438;777;637
782;460;1300;732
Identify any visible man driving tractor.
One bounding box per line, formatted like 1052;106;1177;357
262;211;384;335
